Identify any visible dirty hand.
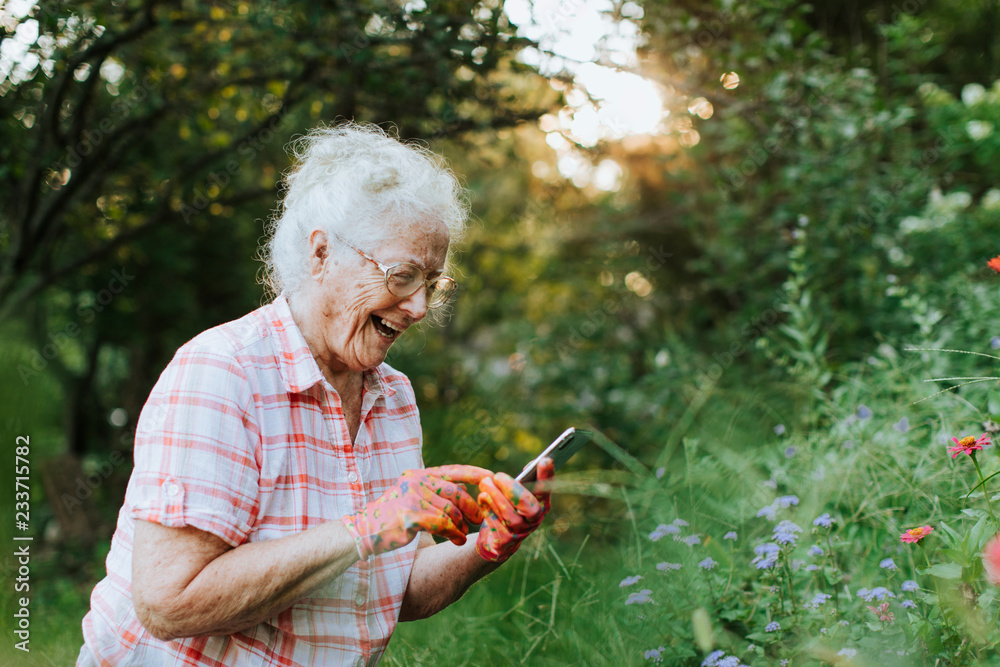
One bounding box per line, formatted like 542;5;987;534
342;464;491;560
475;457;554;563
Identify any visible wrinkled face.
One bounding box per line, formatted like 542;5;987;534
304;219;450;374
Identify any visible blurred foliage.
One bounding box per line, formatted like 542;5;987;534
3;0;1000;662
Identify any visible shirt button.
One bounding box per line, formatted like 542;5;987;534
165;483;180;497
348;472;359;483
355;593;365;606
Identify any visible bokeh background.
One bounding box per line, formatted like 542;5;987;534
2;0;1000;664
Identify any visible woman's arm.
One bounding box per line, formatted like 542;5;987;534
131;463;492;640
397;533;501;621
131;519;359;641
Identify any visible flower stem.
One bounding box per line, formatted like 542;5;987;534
782;557;797;615
971;454;998;525
825;531;839;614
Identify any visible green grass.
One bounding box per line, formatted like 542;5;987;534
8;342;1000;665
388;352;1000;665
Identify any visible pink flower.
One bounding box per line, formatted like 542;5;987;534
900;525;934;543
947;434;992;458
983;533;1000;586
867;602;895;622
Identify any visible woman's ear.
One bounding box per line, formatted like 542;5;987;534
307;230;329;279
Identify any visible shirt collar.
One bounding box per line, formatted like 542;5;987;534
269;294;395;398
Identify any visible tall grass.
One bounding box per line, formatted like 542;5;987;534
388;352;1000;665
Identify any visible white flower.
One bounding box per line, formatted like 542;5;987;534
966;120;995;141
962;83;987;106
982;189;1000;211
946;191;973;210
899;216;927;234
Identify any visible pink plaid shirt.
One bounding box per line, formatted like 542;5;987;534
79;295;423;667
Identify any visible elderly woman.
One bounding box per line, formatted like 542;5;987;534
77;124;554;666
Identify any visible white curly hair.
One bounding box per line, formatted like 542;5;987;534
262;122;469;298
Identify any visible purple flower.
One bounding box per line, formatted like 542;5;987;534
625;589;653;605
620;575;643;588
673;518;689;527
702;650;725;666
813;513;833;528
723;531;738;541
756;556;778;570
655;467;666;479
717;658;742;667
776;495;799;508
901;580;919;592
992;336;1000;350
859;586;893;601
857;404;873;419
645;646;665;662
649;524;680;541
774;424;786;435
773;520;802;545
754;543;780;557
756;504;777;521
762;479;778;489
893;417;909;433
901;599;916;608
656;562;682;571
680;534;701;546
880;558;896;571
837;648;857;658
811;592;831;606
699;557;717;570
753;542;780;569
784;446;797;458
765;621;780;632
805;564;818;571
809;545;824;556
775;519;802;533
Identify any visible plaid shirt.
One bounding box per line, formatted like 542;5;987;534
79;295;424;667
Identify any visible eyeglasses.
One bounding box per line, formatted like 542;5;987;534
334;235;457;309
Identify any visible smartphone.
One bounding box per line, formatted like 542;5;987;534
516;427;593;483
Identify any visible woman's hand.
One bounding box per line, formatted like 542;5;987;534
342;464;491;559
475;457;554;562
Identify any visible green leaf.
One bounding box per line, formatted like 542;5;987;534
777;324;807;344
936;521;961;548
941;548;966;564
921;562;962;579
968;515;995;554
980;588;996;608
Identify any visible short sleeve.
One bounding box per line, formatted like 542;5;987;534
127;342;260;547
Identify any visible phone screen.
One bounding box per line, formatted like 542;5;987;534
516;427;592;483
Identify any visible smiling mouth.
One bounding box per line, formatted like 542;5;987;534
371;315;405;340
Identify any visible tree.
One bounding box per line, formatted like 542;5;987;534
0;0;553;318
